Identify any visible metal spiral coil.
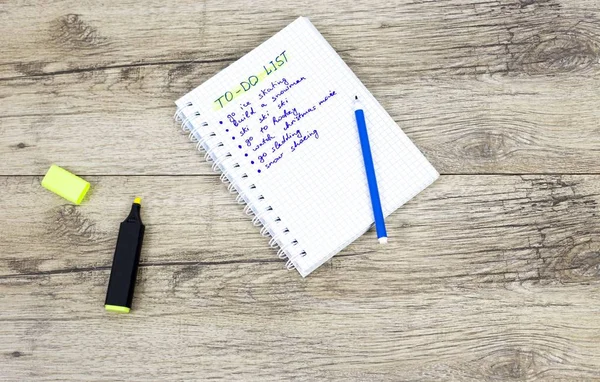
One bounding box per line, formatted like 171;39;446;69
174;100;306;270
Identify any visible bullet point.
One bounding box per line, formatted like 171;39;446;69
251;161;255;164
245;153;248;157
232;137;235;140
226;129;229;132
238;145;242;149
219;121;223;124
258;169;261;173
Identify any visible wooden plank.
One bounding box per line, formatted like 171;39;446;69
2;0;599;79
3;174;600;280
1;264;600;380
1;64;599;175
1;0;600;175
2;175;600;379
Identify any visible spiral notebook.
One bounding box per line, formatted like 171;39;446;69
174;17;439;277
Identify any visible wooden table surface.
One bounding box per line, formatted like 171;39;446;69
2;0;600;380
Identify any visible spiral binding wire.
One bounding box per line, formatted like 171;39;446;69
174;100;305;270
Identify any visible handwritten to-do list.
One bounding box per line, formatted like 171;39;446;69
175;17;440;277
213;50;337;174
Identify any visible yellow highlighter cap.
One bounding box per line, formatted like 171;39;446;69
41;165;90;205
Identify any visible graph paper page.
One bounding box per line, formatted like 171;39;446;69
176;17;439;276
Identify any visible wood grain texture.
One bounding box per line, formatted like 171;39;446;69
1;0;600;174
2;175;600;380
2;0;600;380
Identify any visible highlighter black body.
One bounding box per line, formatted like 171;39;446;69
105;202;145;311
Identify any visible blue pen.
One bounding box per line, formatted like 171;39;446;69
354;96;388;244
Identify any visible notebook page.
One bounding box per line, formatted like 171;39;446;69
176;17;438;276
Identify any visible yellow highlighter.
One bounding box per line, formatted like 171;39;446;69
105;198;145;314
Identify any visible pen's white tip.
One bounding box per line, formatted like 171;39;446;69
378;237;388;244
